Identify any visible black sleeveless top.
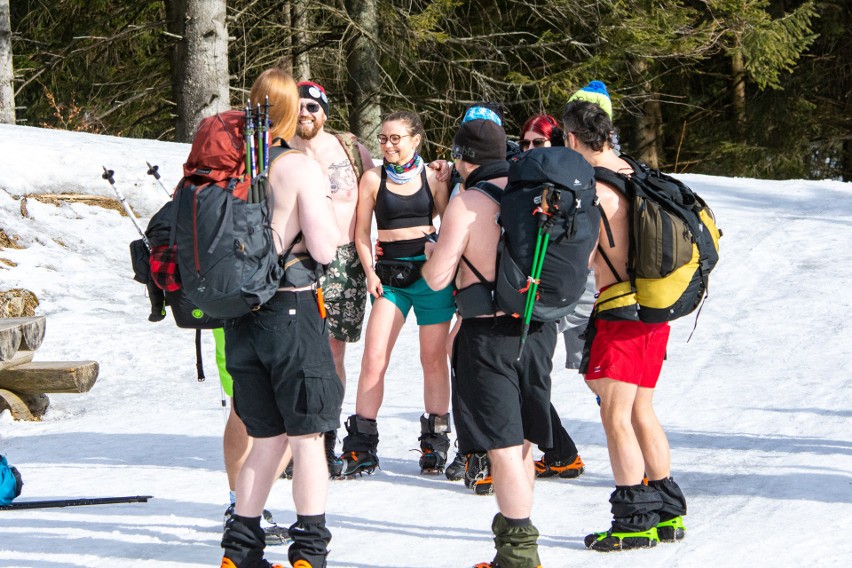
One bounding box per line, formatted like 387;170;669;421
374;167;434;230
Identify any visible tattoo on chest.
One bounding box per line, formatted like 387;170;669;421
328;159;357;195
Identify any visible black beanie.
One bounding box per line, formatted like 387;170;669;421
297;81;329;116
452;119;506;165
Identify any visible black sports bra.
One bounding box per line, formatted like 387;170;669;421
375;167;434;230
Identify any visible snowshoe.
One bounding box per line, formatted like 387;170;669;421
656;516;685;542
533;455;585;479
584;527;659;552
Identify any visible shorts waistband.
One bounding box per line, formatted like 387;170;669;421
272;289;316;301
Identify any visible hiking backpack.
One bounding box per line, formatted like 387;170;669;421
593;154;721;323
470;146;600;322
171;110;292;320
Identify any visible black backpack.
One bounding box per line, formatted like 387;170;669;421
467;147;600;322
171;112;294;320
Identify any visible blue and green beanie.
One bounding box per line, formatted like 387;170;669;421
568;80;613;119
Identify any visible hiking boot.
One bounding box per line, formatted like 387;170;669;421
464;451;493;495
418;413;451;474
340;450;379;476
533;455;585;479
491;513;541;567
324;430;344;478
222;514;282;567
339;415;380;477
584;527;659;552
445;451;467;481
287;513;331;568
656;516;685;542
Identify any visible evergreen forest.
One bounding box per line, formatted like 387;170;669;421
4;0;850;180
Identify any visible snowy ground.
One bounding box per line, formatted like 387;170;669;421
0;123;850;567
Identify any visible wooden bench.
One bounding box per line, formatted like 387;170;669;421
0;317;99;420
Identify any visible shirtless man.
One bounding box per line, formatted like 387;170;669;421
288;81;372;385
220;68;342;568
287;81;372;479
423;118;551;568
562;100;687;552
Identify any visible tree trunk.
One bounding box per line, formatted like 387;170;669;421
292;0;311;80
0;0;15;124
167;0;230;142
731;48;746;133
631;59;661;168
344;0;381;154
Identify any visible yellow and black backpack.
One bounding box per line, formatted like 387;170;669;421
593;155;721;323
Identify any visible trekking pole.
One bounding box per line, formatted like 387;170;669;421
102;166;151;251
255;103;265;175
243;103;253;179
262;95;270;172
0;495;153;511
145;162;172;197
517;185;559;359
246;103;257;179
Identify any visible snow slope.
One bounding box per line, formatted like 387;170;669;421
0;123;850;567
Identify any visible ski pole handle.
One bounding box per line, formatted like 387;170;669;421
145;162;172;197
102;166;151;251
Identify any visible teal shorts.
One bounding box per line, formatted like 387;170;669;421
373;266;455;325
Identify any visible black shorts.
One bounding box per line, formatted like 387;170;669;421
451;316;557;454
224;290;343;438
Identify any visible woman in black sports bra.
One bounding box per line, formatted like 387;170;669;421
338;111;456;477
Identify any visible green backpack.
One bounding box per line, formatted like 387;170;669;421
593;155;722;323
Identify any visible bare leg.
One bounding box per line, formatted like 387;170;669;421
419;321;451;415
234;434;290;518
355;298;406;419
223;404;250;492
290;433;329;515
329;337;347;386
490;442;535;519
632;386;671;480
587;378;645;486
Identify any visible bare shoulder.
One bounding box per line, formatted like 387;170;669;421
276;151;324;178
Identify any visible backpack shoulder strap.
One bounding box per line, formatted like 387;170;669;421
333;132;366;181
468;181;503;204
268;138;301;166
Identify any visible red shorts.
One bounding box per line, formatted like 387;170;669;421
585;319;670;388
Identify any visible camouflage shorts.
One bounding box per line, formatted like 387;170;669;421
319;242;367;343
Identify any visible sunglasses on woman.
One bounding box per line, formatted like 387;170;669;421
519;137;548;150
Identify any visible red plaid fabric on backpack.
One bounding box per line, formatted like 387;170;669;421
149;244;180;292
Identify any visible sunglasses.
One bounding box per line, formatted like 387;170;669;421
520;137;548;150
300;102;321;113
377;133;411;145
